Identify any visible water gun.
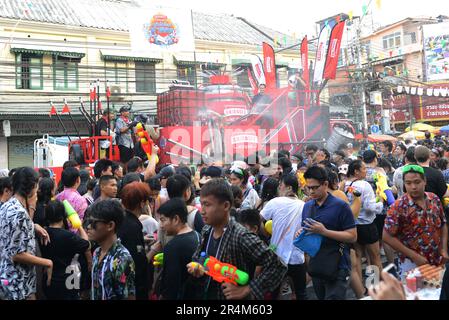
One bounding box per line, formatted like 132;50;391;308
264;220;273;235
373;173;395;206
63;200;82;229
297;171;306;189
190;256;249;286
444;184;449;207
153;253;163;267
136;123;159;164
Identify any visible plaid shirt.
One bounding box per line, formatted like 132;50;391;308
192;217;287;300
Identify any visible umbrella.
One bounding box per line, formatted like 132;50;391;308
440;125;449;133
399;131;433;140
405;123;435;133
368;134;398;143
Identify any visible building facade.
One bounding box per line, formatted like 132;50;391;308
0;0;304;168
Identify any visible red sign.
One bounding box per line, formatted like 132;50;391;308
422;104;449;120
323;20;346;80
263;42;277;89
300;36;310;91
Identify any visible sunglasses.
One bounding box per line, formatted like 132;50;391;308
402;164;424;175
86;218;109;230
306;184;322;191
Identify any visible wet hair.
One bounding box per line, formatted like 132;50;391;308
405;147;417;164
93;159;113;179
230;168;249;186
121;173;141;188
326;169;339;191
237;209;261;230
378;158;393;173
319;148;331;161
87;178;97;192
0;177;12;196
89;199;124;232
305;144;318;153
12;167;39;198
127;157;143;173
200;178;234;206
61;167;80;188
63;160;79;170
38;168;51;179
280;174;299;195
158;198;189;224
278;157;293;173
167;174;191;199
304;166;328;185
437;158;449;171
99;175;117;188
260;178;279;203
347;160;364;178
278;150;290;159
231;185;243;202
45;201;67;224
146;177;161;192
382;141;394;153
121;182;151;211
38;178;55;205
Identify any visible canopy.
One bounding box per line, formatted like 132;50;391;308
405;123;435;133
368;134;398;143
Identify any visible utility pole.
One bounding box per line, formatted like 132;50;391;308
355;18;369;139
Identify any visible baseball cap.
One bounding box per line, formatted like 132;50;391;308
199;166;223;184
175;166;193;180
154;165;175;180
363;150;377;163
119;105;131;113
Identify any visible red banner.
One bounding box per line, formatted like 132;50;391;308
323;20;346;80
247;69;258;95
300;36;310;91
263;42;277;89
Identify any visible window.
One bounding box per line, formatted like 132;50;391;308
177;65;196;86
404;32;417;45
53;56;79;91
15;54;43;89
232;65;251;88
135;62;156;93
382;32;401;50
105;62;128;92
384;63;404;76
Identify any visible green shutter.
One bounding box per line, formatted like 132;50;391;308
15;54;22;89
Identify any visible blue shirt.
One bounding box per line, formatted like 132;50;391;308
302;193;356;271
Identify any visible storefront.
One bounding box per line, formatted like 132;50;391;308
0;116;89;169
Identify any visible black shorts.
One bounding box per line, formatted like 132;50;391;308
119;145;134;163
356;222;379;245
374;215;386;241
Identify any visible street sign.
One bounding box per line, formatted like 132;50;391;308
371;125;380;135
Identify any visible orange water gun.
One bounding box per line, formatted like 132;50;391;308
190;256;249;286
136;123;158;163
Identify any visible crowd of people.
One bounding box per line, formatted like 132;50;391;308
1;132;449;301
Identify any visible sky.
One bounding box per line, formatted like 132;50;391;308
154;0;449;36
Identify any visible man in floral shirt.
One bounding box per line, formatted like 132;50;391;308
383;165;449;278
87;199;135;300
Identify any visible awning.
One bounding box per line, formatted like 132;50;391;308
232;58;251;66
173;53;226;67
10;43;85;58
370;55;404;66
100;50;163;63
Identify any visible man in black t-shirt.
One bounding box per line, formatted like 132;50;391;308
158;198;200;300
96;110;115;158
415;146;448;200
